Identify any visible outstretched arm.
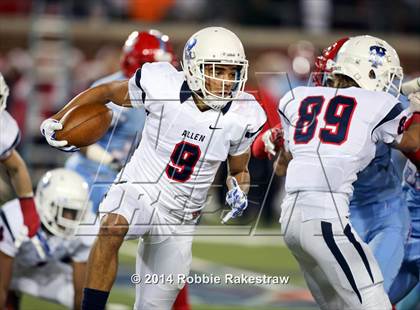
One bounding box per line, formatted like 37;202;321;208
41;81;131;151
1;150;40;238
52;81;131;121
1;150;33;198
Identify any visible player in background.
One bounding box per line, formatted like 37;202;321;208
41;27;266;309
65;29;178;213
389;134;420;308
275;35;419;309
258;38;419;293
64;30;191;310
0;168;97;310
0;73;40;250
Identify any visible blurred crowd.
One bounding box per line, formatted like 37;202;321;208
0;38;333;144
0;0;419;224
0;0;419;34
0;45;121;134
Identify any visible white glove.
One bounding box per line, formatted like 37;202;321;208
222;177;248;224
262;127;284;159
40;118;78;152
14;226;47;260
262;129;276;157
408;92;420;113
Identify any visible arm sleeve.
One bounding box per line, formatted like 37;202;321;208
128;68;146;109
371;102;410;144
251;90;281;159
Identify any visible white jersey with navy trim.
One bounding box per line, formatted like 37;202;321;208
0;110;20;160
122;62;266;216
279;86;409;197
0;199;97;266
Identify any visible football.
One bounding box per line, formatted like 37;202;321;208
55;103;113;147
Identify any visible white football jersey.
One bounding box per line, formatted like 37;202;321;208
279;86;409;196
122;62;266;218
0;199;96;266
0;110;20;160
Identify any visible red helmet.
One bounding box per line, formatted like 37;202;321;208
313;37;349;86
120;29;178;78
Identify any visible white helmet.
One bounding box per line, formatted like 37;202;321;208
332;35;403;97
35;168;91;238
0;73;9;111
182;27;248;110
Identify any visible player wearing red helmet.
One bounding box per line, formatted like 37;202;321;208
312;37;349;87
121;30;179;78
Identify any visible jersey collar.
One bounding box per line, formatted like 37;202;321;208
180;81;192;103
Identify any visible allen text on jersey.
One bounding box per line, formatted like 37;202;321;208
182;130;206;142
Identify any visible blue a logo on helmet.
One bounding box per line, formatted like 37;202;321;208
368;46;387;68
41;176;51;189
185;38;197;60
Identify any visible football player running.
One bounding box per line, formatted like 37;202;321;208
0;168;96;309
41;27;266;309
272;35;419;309
0;73;41;254
64;28;191;310
65;29;177;213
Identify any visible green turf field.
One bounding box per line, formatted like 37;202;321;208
21;294;314;310
192;242;304;285
19;238;310;309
